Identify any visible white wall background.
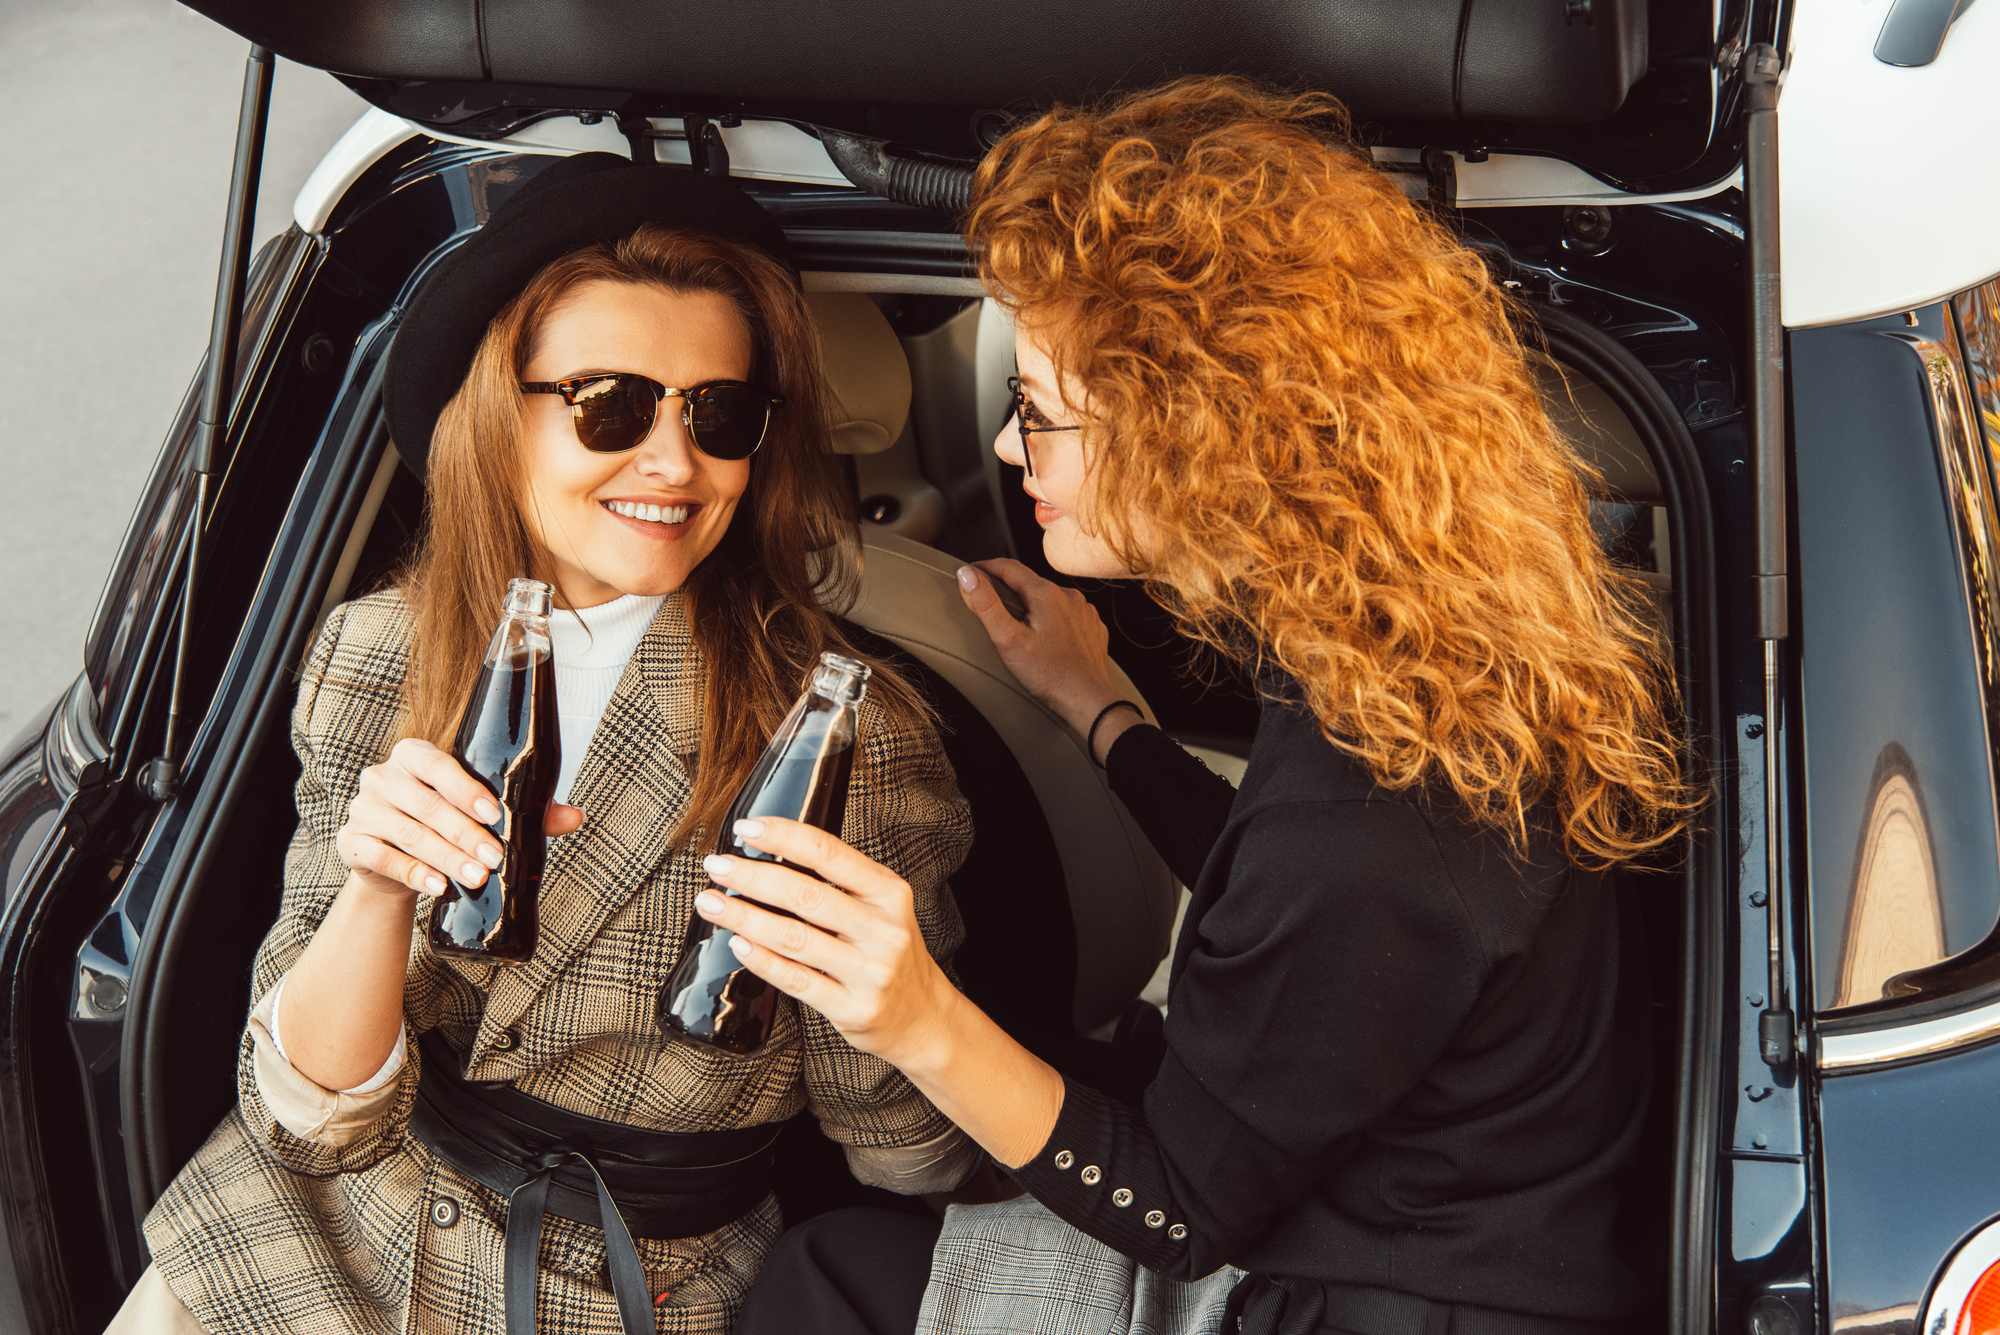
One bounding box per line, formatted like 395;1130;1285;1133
0;0;368;743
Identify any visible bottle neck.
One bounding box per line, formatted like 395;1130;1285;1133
487;608;554;667
503;577;555;618
809;652;871;707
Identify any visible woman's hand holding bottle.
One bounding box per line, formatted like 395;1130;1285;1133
275;739;586;1092
336;737;583;897
695;819;953;1068
954;559;1144;764
697;816;1066;1168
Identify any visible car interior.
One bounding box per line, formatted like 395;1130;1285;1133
138;239;1690;1314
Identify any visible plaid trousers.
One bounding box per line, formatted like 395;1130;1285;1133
917;1197;1244;1335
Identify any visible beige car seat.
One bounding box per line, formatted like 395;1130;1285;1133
848;529;1179;1031
806;290;1180;1032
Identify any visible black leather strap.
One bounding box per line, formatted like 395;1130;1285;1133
504;1168;552;1335
505;1151;654;1335
410;1031;779;1236
410;1030;781;1335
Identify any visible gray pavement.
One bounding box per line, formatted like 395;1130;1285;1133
0;0;368;742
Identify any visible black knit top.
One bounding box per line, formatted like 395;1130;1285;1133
1011;674;1649;1322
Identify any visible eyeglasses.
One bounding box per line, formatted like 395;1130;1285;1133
1007;375;1078;478
519;374;786;461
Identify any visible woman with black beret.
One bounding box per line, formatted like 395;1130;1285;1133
109;155;977;1335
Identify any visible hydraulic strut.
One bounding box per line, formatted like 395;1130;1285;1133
1743;42;1796;1070
138;45;273;802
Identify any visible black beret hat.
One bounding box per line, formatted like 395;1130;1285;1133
384;152;796;478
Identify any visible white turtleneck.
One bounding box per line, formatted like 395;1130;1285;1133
546;592;668;804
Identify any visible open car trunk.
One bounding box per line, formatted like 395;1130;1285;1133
2;3;1761;1332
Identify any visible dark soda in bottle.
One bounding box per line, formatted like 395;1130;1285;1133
659;651;871;1054
429;577;560;965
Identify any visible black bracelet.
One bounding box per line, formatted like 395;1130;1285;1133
1085;700;1144;767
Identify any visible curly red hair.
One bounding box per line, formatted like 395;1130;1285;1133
968;76;1694;867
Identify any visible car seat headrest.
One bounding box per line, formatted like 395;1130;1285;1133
804;291;912;455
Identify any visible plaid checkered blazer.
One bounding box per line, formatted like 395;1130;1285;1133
143;589;972;1334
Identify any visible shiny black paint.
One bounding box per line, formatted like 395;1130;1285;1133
1820;1047;2000;1328
1789;305;2000;1331
1791;308;2000;1009
0;703;61;910
121;329;395;1218
82;229;319;739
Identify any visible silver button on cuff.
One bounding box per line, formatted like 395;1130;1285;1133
1168;1224;1188;1240
1081;1166;1102;1185
1054;1150;1075;1170
1145;1210;1166;1228
430;1197;461;1228
1112;1188;1133;1207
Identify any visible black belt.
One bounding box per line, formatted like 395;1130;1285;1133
1222;1276;1625;1335
408;1029;780;1335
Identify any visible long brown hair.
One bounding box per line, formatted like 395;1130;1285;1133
398;223;926;848
969;76;1697;868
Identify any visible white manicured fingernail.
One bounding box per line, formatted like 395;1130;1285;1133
956;566;978;591
479;844;502;868
704;853;735;878
461;861;483;882
475;799;500;823
695;891;725;915
733;819;766;839
425;875;446;893
729;935;752;956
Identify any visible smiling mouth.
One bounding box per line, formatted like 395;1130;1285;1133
604;499;693;526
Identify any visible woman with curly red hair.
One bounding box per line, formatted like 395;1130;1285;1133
715;77;1695;1335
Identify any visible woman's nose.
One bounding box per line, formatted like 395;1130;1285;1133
633;406;700;482
993;412;1026;469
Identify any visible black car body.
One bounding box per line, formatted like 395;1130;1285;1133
5;1;2000;1331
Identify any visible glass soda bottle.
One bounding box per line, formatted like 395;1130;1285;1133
428;577;560;965
658;651;871;1055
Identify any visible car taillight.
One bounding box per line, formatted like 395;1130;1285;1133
1961;1260;2000;1335
1923;1221;2000;1335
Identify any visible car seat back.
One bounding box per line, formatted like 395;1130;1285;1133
847;528;1179;1031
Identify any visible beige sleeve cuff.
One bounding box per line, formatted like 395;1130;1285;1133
845;1124;982;1195
247;982;403;1148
